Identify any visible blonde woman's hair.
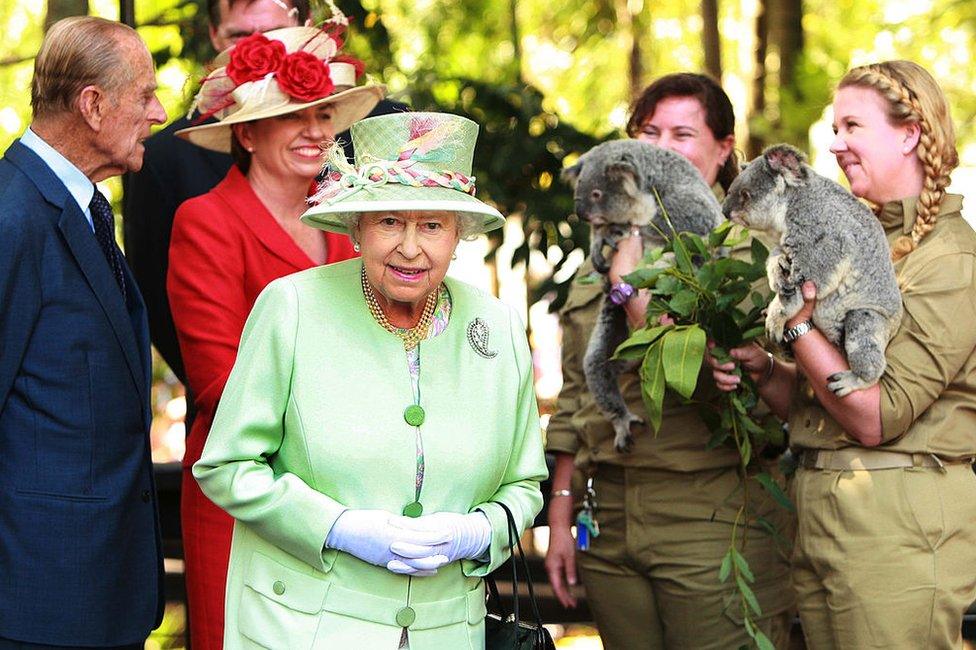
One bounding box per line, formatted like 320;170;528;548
31;16;137;119
838;60;958;260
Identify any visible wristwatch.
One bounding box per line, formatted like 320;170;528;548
783;320;815;345
609;282;636;306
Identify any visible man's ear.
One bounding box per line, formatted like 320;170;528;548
77;85;106;131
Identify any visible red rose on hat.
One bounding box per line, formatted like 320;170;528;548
225;33;286;85
277;51;335;102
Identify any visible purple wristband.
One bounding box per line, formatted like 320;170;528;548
609;282;636;305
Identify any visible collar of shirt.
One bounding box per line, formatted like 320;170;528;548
21;126;96;231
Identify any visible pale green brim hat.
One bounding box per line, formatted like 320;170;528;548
301;112;505;234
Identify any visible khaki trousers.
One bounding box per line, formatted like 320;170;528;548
792;463;976;649
575;465;795;649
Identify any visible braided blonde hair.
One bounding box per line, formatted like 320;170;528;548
838;61;958;260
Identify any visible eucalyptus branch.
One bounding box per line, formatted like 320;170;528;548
616;205;792;649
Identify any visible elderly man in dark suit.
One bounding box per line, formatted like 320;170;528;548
0;16;166;649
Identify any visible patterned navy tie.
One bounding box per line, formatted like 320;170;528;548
89;188;127;298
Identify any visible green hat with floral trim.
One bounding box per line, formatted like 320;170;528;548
301;112;505;234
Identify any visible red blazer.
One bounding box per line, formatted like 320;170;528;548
168;165;356;467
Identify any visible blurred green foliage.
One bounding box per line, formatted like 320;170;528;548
2;0;975;307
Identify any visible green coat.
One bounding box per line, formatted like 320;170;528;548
193;258;547;649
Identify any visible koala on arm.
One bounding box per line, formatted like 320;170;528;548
562;140;723;452
723;144;903;396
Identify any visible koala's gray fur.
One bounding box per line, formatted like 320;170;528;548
563;140;723;452
723;144;902;396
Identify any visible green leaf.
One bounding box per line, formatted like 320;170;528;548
750;237;770;266
662;326;706;399
741;325;766;342
708;220;734;247
736;575;763;616
706;311;743;349
730;394;747;415
672;236;694;274
754;631;776;650
743;617;756;638
739;433;752;467
731;548;755;583
754;472;795;512
706;428;729;450
575;272;600;286
613;324;672;360
640;341;666;434
719;549;733;582
709;346;730;363
668;289;699;318
688;233;709;258
750;291;768;308
623;266;665;288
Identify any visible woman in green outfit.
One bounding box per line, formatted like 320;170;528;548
713;60;976;649
545;73;794;649
193;111;547;649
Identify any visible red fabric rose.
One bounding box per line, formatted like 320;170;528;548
331;54;366;80
225;33;286;86
276;51;335;102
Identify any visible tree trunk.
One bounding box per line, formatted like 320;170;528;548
747;0;768;159
774;0;803;88
615;0;645;101
44;0;89;32
510;0;523;85
701;0;722;80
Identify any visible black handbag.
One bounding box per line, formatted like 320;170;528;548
484;502;556;650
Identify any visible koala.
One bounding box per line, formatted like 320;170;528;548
723;144;903;396
563;140;723;452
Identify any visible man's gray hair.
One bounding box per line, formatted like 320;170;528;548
31;16;137;119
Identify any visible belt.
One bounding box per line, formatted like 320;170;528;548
798;448;974;471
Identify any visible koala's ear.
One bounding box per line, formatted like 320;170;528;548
607;156;637;184
561;159;583;188
764;144;808;186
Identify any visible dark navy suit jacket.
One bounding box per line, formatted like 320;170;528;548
0;140;164;645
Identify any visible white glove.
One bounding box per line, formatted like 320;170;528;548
325;509;451;576
389;511;492;573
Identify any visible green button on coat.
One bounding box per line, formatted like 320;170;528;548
404;404;425;426
396;606;417;627
272;580;285;596
402;501;424;518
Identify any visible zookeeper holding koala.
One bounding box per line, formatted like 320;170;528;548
711;60;976;649
545;73;794;649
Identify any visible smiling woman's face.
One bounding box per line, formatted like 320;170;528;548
355;210;460;326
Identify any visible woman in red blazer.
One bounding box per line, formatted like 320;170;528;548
167;26;383;649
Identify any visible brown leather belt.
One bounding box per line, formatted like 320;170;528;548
799;448;974;471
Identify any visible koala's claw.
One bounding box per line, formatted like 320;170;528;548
612;412;644;453
826;371;875;397
765;311;788;345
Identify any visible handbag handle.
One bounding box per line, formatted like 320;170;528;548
490;501;547;633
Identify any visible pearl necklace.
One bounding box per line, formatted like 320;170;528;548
361;266;439;350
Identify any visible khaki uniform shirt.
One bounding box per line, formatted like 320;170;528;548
789;194;976;460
